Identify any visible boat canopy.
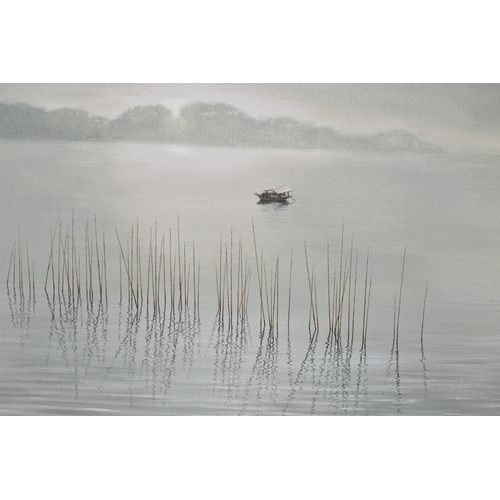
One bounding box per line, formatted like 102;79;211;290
272;185;293;194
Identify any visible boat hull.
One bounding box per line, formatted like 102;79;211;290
256;195;291;203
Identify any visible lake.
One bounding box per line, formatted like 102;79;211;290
1;138;499;415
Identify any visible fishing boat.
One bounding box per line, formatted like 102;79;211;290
255;185;294;203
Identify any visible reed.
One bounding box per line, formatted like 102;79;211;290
420;284;428;343
43;235;51;292
192;240;197;312
7;241;16;286
263;261;270;328
287;249;293;330
18;228;24;296
185;251;191;310
334;254;350;342
314;272;319;333
236;237;241;321
159;232;164;311
215;263;220;314
61;231;70;298
350;251;358;348
177;215;182;310
251;220;265;328
346;237;353;344
57;222;62;294
217;236;222;315
147;228;152;309
244;261;251;320
304;242;318;332
395;245;407;347
169;228;174;310
260;249;265;327
362;277;372;348
85;222;89;302
76;255;81;299
115;227;138;308
197;262;201;315
275;254;280;332
103;232;108;301
327;242;332;334
44;214;60;294
337;223;344;338
219;242;226;321
243;265;251;318
137;220;142;303
230;228;233;323
153;225;158;311
95;216;103;298
132;239;138;308
31;259;35;298
163;235;167;309
71;211;75;298
361;250;370;349
183;242;188;309
392;292;397;349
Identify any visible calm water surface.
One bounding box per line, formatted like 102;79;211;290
1;138;499;415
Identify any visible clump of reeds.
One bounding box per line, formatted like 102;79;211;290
39;214;202;317
117;217;201;317
169;216;201;316
326;226;348;342
251;221;284;333
6;230;35;301
43;215;107;307
323;225;372;349
325;226;355;346
216;228;252;327
115;225;139;309
10;215;429;358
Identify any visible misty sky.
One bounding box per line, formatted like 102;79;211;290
0;83;499;153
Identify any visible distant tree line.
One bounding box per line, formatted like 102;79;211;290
0;101;443;152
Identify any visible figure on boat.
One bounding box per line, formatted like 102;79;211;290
255;185;294;203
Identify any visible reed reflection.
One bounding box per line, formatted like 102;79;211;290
316;339;358;415
6;233;36;312
353;347;368;414
420;286;428;397
6;285;36;349
44;291;88;398
157;307;200;403
382;343;402;414
141;306;167;402
239;327;280;415
282;330;319;415
284;334;370;415
35;284;206;407
211;314;250;406
6;233;37;352
420;339;428;397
